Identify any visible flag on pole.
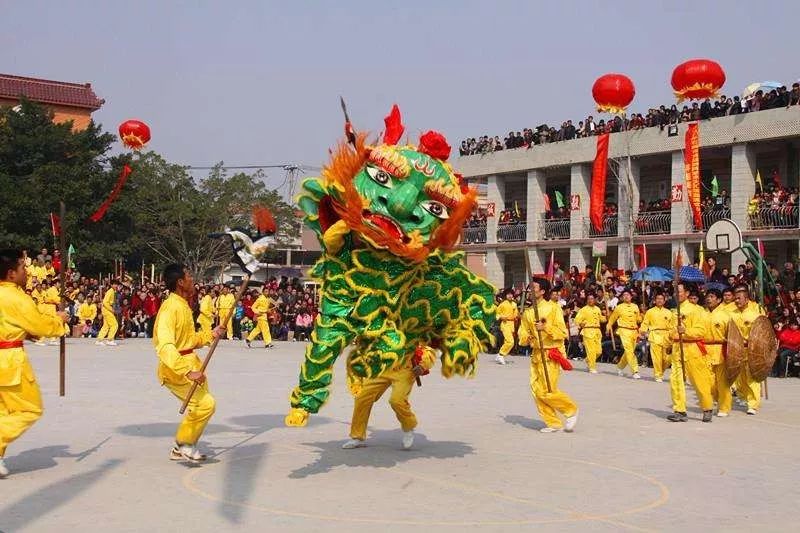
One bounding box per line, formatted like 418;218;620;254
699;240;705;269
546;250;555;282
50;213;61;237
554;190;565;209
757;238;765;258
543;193;551;212
755;170;763;191
67;244;76;269
711;176;719;197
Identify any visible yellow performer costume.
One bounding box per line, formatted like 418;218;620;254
729;299;765;414
707;303;732;416
97;286;118;342
246;293;273;347
667;291;714;422
574;300;605;373
607;298;641;377
153;293;215;448
78;300;98;324
640;304;672;381
518;285;578;433
495;294;518;364
196;294;214;335
0;280;66;472
343;346;436;449
216;292;235;340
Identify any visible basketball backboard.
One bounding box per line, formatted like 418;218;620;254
705;219;743;253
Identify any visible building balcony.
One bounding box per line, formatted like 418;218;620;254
747;206;799;230
497;223;527;242
634;210;671;236
461;226;487;245
538;217;571;240
696;208;731;231
585;215;618;238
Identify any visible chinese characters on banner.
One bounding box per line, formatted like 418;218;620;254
570;194;581;211
671;184;683;202
486;202;495;217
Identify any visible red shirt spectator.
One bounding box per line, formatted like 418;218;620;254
143;293;160;318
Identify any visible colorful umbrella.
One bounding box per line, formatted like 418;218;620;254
741;81;782;99
672;265;706;283
631;266;671;282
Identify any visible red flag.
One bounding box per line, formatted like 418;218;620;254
50;213;61;237
89;164;132;222
547;250;555;282
590;133;610;232
757;238;765;257
635;244;648;270
684;123;702;229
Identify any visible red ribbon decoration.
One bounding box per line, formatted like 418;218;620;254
684;123;702;229
547;348;573;371
89;164;132;222
590;133;610;232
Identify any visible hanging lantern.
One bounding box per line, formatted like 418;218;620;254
118;119;151;150
671;59;726;102
592;73;636;114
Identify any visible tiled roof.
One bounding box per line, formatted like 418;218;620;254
0;73;104;110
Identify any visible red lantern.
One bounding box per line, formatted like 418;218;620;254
671;59;726;102
592;74;635;114
118;119;151;150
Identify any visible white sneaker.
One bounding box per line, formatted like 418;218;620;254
341;439;366;449
564;410;579;432
540;427;561;433
617;370;624;377
0;457;8;478
34;341;46;346
171;444;206;462
746;408;757;415
402;431;414;450
655;378;663;383
633;373;641;380
95;340;104;346
589;369;598;374
716;411;729;417
495;355;507;365
105;340;118;346
48;340;59;346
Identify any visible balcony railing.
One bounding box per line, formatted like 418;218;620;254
538;217;571;240
585;215;618;238
747;206;799;230
461;226;487;245
497;223;527;242
634;210;671;235
697;208;731;231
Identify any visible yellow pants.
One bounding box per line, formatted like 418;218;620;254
247;317;272;345
0;354;43;456
616;329;639;373
734;366;761;410
669;348;713;413
581;331;602;371
218;309;234;339
530;350;577;429
711;363;732;414
161;371;216;445
349;368;416;440
98;310;118;340
649;343;667;380
197;314;213;335
499;321;515;356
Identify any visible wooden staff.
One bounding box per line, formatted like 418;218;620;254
58;201;67;396
530;290;553;393
673;262;688;385
179;274;251;414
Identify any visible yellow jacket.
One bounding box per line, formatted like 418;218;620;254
496;300;519;322
574;304;605;339
199;294;214;318
153;293;214;384
251;294;271;319
78;302;98;322
641;306;672;347
728;301;764;339
518;299;567;350
0;281;65;386
607;302;641;331
670;301;709;359
44;286;60;306
102;288;116;314
30;288;43;304
216;293;235;311
706;305;730;365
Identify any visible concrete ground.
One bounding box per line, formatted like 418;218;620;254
1;338;798;532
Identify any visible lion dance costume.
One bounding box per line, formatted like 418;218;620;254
285;105;496;426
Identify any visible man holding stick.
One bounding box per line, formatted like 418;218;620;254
153;264;224;463
0;249;69;478
517;277;578;434
574;292;605;374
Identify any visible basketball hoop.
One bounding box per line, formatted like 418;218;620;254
705;219;742;253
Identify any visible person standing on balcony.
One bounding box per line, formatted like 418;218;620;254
574;293;605;374
607;289;642;379
495;290;518;365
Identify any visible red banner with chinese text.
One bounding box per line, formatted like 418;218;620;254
684;123;701;229
590;133;610;232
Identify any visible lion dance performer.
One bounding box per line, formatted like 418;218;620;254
607;289;642;379
284;104;496;427
730;284;766;415
640;291;672;383
0;249;69;478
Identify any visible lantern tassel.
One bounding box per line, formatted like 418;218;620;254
88;164;133;222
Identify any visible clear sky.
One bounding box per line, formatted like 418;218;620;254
3;0;798;189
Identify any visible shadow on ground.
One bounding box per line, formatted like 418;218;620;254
503;414;546;431
288;430;474;479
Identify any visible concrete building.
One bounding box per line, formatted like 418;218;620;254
455;107;800;289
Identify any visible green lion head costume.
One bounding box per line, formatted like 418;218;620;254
286;105;496;427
